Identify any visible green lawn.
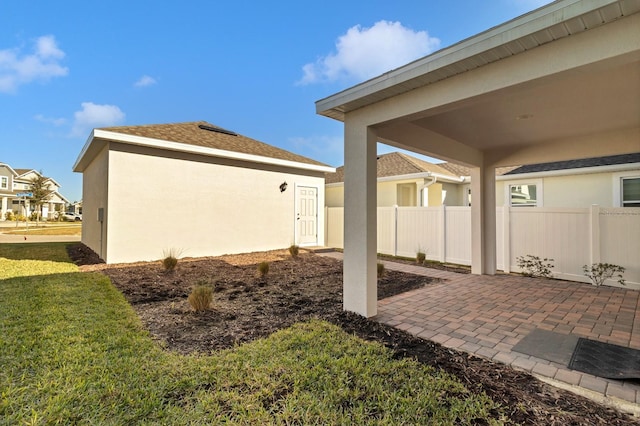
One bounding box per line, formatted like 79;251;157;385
0;243;507;425
2;223;81;236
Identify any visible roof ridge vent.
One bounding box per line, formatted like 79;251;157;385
198;124;237;136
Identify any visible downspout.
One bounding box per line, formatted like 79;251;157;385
419;176;437;206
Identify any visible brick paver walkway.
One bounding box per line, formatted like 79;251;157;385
318;251;640;412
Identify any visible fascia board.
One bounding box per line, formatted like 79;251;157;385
327;171;465;186
74;129;336;174
72;130;98;172
496;162;640;181
50;190;70;204
0;163;19;177
316;0;621;116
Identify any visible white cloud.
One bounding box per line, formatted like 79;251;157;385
134;75;157;87
71;102;125;137
298;21;440;85
0;35;68;93
34;114;67;126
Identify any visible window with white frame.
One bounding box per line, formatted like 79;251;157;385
507;181;541;207
621;177;640;207
613;171;640;207
0;176;7;190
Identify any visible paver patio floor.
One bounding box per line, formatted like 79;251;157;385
318;251;640;411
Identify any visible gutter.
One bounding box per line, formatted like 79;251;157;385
74;129;336;174
496;163;640;181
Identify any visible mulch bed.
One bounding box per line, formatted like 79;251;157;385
68;243;639;425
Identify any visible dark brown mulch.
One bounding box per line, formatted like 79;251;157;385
377;253;472;274
67;243;639;425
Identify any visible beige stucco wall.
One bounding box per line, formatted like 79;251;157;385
93;143;326;264
542;173;612;207
325;185;344;208
498;169;639;208
81;144;109;259
326;179;468;208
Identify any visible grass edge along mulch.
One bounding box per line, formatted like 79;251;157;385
0;245;507;425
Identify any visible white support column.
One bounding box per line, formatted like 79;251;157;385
470;165;497;275
343;123;377;317
1;197;7;220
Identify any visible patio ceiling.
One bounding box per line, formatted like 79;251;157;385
317;0;640;167
405;58;639;153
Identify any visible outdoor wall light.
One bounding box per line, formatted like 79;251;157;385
279;181;288;192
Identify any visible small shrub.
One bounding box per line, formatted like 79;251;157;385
583;263;626;287
258;261;269;277
4;211;14;221
289;244;299;258
162;248;182;271
188;285;213;312
416;251;426;264
516;255;554;278
377;262;385;278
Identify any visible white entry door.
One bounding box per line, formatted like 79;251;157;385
297;186;317;245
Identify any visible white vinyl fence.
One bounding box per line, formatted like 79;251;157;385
325;205;640;288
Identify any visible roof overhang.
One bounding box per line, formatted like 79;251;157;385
317;0;640;121
73;129;336;174
327;171;466;187
497;161;640;181
0;163;19;177
316;0;640;167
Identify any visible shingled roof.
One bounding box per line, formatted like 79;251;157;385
98;121;329;168
325;152;459;184
504;153;640;175
437;163;519;177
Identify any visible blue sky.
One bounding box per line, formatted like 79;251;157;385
0;0;551;202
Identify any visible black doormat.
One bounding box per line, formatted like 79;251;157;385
568;338;640;380
512;329;579;365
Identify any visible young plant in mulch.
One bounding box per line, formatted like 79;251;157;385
162;248;182;271
377;262;385;278
289;244;300;258
516;255;554;278
257;261;270;277
583;263;626;287
188;284;213;312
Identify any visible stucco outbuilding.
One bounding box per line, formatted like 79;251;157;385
73;121;334;264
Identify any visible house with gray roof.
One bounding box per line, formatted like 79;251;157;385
73;121;335;263
0;164;69;220
327;151;639;209
325;152;467;207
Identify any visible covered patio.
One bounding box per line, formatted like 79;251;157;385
316;0;640;318
375;263;640;411
319;251;640;410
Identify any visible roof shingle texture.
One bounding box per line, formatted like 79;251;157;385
325;152;518;183
505;153;640;175
99;121;329;167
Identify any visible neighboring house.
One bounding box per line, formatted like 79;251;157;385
497;153;640;208
72;121;335;264
325;152;466;207
326;152;640;209
70;200;83;216
0;163;69;220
